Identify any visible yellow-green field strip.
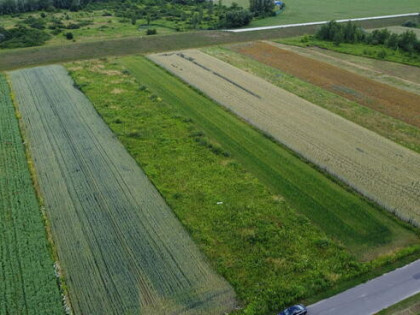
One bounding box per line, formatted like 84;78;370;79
9;65;236;314
0;74;63;313
149;50;420;225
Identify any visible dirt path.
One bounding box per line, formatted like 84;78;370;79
234;41;420;128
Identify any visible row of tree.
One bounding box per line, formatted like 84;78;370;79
0;0;89;14
316;20;420;54
1;0;278;18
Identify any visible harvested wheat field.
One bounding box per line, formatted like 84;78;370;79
149;50;420;225
233;41;420;128
10;65;236;315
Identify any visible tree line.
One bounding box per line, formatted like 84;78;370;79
316;20;420;54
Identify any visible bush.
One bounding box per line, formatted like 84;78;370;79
402;21;417;28
0;25;51;48
66;23;80;29
65;32;73;40
146;28;157;35
250;0;275;17
221;9;253;28
377;49;387;59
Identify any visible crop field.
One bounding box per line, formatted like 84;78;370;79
122;55;419;258
10;65;236;314
149;49;420;225
202;46;420;154
263;42;420;95
67;56;419;313
234;41;420;128
0;74;62;313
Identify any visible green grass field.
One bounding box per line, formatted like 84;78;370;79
0;74;62;314
246;0;420;27
203;45;420;154
68;56;419;313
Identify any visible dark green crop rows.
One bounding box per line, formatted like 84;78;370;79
0;74;62;314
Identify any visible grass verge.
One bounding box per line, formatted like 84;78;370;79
377;290;420;314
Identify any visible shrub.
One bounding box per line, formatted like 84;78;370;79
146;28;157;35
0;25;51;48
65;32;73;40
221;9;253;28
377;49;387;59
402;21;417;28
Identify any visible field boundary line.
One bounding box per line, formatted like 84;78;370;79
227;13;420;32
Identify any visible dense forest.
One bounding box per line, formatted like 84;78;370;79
1;0;101;14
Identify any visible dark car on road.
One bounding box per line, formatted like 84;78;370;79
277;304;307;315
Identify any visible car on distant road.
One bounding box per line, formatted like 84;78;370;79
277;304;307;315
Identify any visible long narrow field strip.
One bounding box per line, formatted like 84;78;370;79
203;46;420;154
121;55;418;260
234;41;420;128
149;50;420;225
266;42;420;96
0;74;63;313
10;65;236;314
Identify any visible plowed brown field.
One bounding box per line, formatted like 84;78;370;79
234;41;420;128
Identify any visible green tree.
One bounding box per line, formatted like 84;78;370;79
221;8;253;27
250;0;274;17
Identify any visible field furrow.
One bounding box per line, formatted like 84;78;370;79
10;65;235;314
149;50;420;225
0;74;62;313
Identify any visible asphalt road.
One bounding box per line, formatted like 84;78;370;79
307;259;420;314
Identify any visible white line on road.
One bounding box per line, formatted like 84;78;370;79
226;13;419;33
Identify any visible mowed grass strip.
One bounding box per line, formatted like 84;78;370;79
149;50;420;227
235;41;420;128
0;74;62;314
66;58;410;315
120;55;418;259
10;65;236;315
203;45;420;153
